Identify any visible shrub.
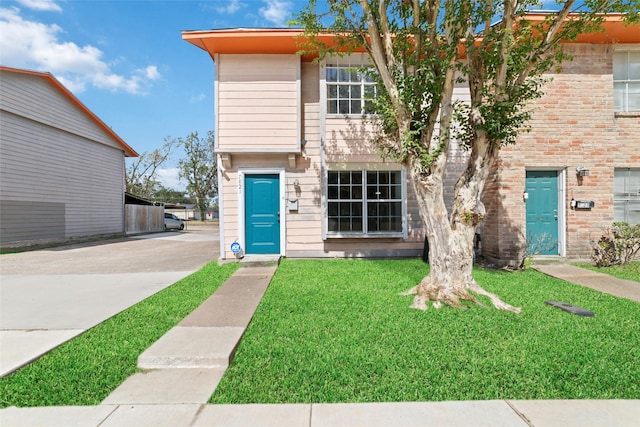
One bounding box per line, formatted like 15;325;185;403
592;222;640;267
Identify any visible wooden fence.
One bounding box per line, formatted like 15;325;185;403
125;204;164;234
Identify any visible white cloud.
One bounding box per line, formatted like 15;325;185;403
157;168;185;190
0;7;161;95
260;0;292;27
143;65;161;80
190;93;206;103
216;0;245;14
16;0;61;12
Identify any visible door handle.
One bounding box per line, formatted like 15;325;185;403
553;209;558;220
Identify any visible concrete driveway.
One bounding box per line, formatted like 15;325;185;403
0;224;219;377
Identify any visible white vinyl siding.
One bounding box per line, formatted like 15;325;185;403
0;71;126;246
0;72;123;151
613;49;640;112
217;54;300;151
614;168;640;225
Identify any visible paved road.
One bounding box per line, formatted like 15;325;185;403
0;224;219;377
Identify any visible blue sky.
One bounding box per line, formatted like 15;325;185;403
0;0;309;189
0;0;561;190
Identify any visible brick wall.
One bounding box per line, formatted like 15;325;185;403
482;43;640;266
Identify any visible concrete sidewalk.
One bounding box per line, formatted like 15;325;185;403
2;261;639;426
533;264;640;302
2;399;639;426
0;228;218;377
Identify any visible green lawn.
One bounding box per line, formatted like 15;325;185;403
0;261;238;408
211;258;640;404
576;261;640;282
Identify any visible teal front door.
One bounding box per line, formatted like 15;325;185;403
525;171;559;255
245;174;280;254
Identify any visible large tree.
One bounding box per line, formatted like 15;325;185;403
297;1;638;312
126;138;175;200
177;131;217;221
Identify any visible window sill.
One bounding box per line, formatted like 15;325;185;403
326;233;404;239
326;114;379;119
614;111;640;118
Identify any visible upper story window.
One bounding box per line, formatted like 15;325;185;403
614;168;640;225
326;65;377;115
613;49;640;112
326;169;405;237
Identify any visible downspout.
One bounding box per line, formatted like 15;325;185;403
320;61;328;240
213;52;225;260
122;154;127;234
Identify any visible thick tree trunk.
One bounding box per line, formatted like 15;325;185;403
403;168;521;313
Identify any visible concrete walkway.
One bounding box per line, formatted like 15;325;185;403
533;264;640;302
2;399;639;426
0;227;218;377
2;262;639;426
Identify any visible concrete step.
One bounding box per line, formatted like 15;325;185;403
239;255;281;267
137;326;244;369
102;368;225;405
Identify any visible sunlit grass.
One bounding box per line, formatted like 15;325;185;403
212;258;640;403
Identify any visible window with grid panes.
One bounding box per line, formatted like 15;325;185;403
613;49;640;112
327;170;403;236
614;168;640;225
326;65;376;115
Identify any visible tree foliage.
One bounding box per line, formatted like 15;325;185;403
153;186;194;205
125;137;175;200
295;0;638;312
177;131;217;221
297;0;637;175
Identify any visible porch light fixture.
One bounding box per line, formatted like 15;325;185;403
576;166;590;177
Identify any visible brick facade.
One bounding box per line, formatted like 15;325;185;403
482;43;640;266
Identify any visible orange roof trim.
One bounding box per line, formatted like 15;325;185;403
182;28;353;61
0;66;138;157
182;15;639;58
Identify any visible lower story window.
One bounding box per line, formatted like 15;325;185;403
327;170;404;236
614;168;640;225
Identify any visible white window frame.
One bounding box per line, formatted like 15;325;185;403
614;168;640;225
324;166;407;239
613;47;640;113
322;54;377;117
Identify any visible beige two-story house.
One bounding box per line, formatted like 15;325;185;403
183;15;639;265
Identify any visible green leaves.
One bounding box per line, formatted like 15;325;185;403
295;0;638;176
176;130;217;220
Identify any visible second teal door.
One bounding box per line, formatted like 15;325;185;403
525;171;559;255
245;174;280;255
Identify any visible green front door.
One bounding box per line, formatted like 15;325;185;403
245;174;280;254
525;171;559;255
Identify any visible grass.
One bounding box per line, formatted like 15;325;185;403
0;261;238;408
211;258;640;404
575;261;640;282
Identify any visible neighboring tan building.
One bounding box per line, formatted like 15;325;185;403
182;15;639;264
482;16;640;266
0;66;138;248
